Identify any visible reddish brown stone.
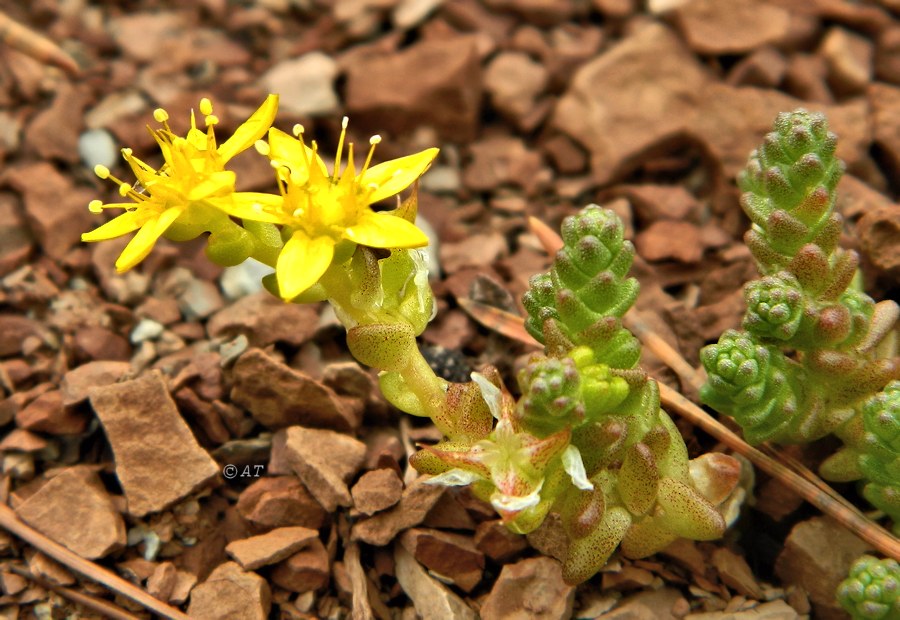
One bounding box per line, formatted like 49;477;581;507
73;326;131;362
351;469;403;515
400;528;485;592
187;561;270;620
60;361;132;406
634;220;703;263
674;0;791;55
230;349;361;431
474;520;529;563
352;478;445;546
236;476;327;531
207;293;319;348
88;371;219;516
2;162;95;260
480;556;574;620
270;537;330;593
15;467;126;560
284;426;367;512
16;390;88;435
345;36;482;141
226;526;319;571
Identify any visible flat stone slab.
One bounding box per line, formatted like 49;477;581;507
89;371;219;516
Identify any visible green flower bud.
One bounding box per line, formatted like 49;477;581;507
837;555;900;620
518;355;586;436
700;330;801;444
743;272;806;340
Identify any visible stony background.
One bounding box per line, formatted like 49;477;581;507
0;0;898;618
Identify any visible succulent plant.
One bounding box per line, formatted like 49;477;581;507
837;555;900;620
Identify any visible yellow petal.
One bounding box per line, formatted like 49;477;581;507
187;170;236;201
361;147;439;203
344;211;428;249
81;209;145;242
216;192;286;224
276;230;335;300
218;94;279;162
115;207;184;272
267;128;327;181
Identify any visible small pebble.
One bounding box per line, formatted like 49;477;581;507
130;318;164;344
78;129;119;171
220;259;272;300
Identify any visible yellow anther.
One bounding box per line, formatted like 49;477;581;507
254;139;270;156
121;147;133;157
199;98;213;116
94;164;110;179
118;183;132;196
205;114;219;126
369;135;382;145
153;108;169;123
88;200;103;214
293;124;305;137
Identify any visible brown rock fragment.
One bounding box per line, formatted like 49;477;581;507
870;82;900;183
673;0;791;55
226;526;319;571
16;391;88;435
474;520;529;563
462;135;549;196
236;476;326;531
440;231;508;274
775;517;871;619
352;478;445;546
727;47;787;88
711;547;764;599
345;36;482;141
552;23;709;185
187;561;270;620
207;292;318;347
146;561;177;602
821;27;873;95
60;361;132;406
394;543;477;620
284;426;367;512
351;468;403;515
2;162;95;260
230;349;360;431
88;372;219;517
270;537;330;593
0;195;33;277
15;467;126;559
484;51;548;128
73;326;132;362
400;528;485;592
635;220;703;263
480;556;574;620
858;205;900;273
0;315;41;357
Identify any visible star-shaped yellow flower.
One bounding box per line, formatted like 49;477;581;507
229;117;438;300
82;95;280;272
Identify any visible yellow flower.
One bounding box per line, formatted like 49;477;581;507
82;94;280;272
231;117;438;300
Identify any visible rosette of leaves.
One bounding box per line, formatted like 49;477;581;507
856;382;900;535
517;205;741;584
702;109;900;455
738;108;843;274
837;555;900;620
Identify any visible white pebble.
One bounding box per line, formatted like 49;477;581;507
78;129;119;171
